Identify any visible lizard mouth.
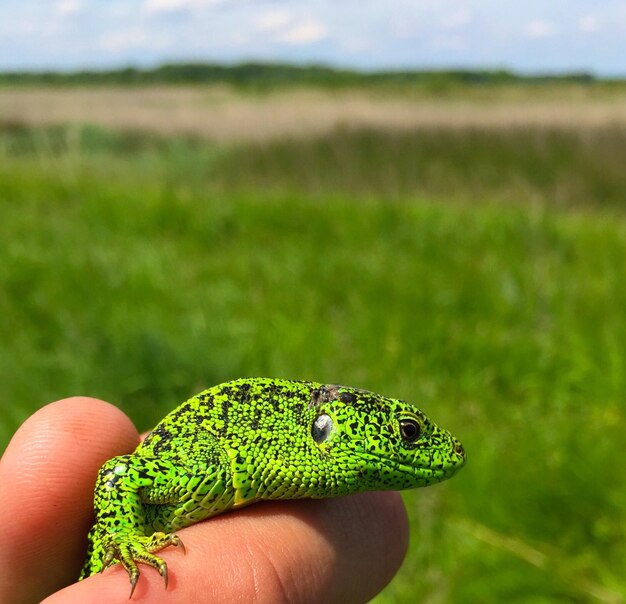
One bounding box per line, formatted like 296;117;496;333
352;450;461;482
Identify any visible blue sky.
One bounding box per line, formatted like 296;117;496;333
1;0;625;75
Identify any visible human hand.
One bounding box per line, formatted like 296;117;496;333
0;397;409;603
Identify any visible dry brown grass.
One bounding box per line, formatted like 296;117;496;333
3;85;626;142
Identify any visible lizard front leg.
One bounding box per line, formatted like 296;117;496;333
80;455;191;596
81;450;234;596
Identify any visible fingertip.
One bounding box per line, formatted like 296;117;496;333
0;396;140;603
1;396;139;518
5;396;138;460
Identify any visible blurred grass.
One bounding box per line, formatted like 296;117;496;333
213;125;626;209
1;122;625;603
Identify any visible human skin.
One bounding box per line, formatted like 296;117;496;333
0;397;409;604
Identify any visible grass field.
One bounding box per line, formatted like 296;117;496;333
1;88;626;602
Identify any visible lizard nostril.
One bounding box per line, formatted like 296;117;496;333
454;442;465;460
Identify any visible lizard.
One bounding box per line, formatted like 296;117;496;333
79;377;466;596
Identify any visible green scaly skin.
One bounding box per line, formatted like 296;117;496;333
79;378;466;595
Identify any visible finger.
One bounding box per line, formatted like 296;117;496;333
44;491;408;604
0;397;139;604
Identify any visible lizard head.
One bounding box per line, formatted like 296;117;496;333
308;384;466;491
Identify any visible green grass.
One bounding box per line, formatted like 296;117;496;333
212;126;626;210
1;124;625;602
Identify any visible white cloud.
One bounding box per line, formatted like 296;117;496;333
253;10;327;46
143;0;222;15
56;0;82;15
278;19;327;45
524;19;556;38
443;9;472;30
578;15;600;34
255;10;292;33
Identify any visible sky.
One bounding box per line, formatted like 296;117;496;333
1;0;625;75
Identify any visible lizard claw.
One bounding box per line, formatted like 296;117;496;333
160;563;169;589
99;531;182;597
171;534;186;555
101;546;115;571
129;571;139;599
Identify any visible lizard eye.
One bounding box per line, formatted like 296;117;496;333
312;414;334;443
399;419;421;442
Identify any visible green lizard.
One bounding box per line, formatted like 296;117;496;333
79;378;466;595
